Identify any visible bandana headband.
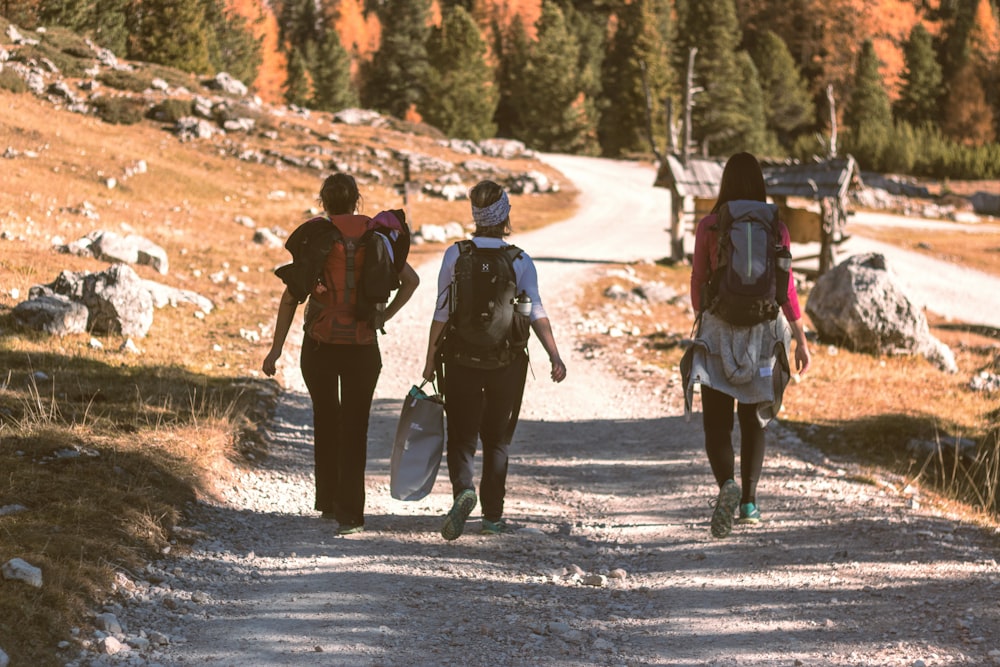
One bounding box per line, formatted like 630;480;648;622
471;191;510;227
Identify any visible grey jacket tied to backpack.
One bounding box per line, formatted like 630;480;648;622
681;310;792;428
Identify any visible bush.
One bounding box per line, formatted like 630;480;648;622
146;99;194;123
92;96;147;125
9;43;92;78
41;27;94;59
98;69;154;93
0;68;29;94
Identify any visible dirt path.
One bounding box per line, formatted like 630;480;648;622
93;157;1000;667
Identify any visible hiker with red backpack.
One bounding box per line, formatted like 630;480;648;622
422;179;566;541
682;152;811;539
263;173;419;535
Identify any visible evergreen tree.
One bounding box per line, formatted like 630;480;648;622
752;30;814;150
278;0;321;54
561;2;605;156
843;40;892;170
284;46;313;107
134;0;212;74
361;0;432;119
512;0;592;152
675;0;752;156
736;51;778;157
310;28;358;112
37;0;90;33
423;5;497;140
203;0;263;84
493;14;531;139
598;0;674;157
894;23;944;127
844;40;892;135
91;0;130;56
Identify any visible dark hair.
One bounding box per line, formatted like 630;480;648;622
319;173;361;215
711;152;767;213
469;179;511;238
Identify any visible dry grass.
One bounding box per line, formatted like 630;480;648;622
847;223;1000;278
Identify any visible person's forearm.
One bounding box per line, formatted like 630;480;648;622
386;263;419;321
530;317;561;362
424;319;448;371
788;317;808;346
269;290;298;353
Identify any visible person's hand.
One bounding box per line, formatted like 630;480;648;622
422;360;436;384
794;342;811;375
262;349;281;377
550;357;566;383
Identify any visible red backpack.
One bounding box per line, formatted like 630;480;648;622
304;214;401;345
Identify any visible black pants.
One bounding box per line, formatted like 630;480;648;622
443;354;528;522
702;385;765;504
300;339;381;526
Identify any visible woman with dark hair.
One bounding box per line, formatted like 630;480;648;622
422;180;566;540
687;152;811;538
263;173;419;535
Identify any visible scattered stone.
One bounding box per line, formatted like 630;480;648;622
2;557;43;588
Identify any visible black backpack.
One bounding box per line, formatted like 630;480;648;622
444;240;529;369
706;200;791;327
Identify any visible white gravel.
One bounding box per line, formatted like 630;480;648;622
74;156;1000;667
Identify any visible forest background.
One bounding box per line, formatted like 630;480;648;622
2;0;1000;180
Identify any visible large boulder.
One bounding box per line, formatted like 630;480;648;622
806;253;957;373
31;264;154;337
62;230;169;274
12;294;88;335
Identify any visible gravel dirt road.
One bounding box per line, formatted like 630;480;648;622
91;156;1000;667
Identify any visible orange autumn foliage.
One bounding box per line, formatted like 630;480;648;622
228;0;287;103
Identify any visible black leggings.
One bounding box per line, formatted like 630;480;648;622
300;340;381;525
442;354;528;522
701;385;765;504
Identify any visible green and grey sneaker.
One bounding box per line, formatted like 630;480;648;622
738;502;762;524
710;479;741;538
441;489;478;541
480;518;509;535
337;523;364;536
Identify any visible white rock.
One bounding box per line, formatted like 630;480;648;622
2;558;42;587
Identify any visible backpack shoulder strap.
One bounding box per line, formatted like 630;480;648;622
503;244;523;262
456;239;475;256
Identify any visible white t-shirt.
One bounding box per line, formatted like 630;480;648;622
432;237;548;323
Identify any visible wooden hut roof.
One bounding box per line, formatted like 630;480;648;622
654;154;858;201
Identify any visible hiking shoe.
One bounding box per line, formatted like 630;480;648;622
738;502;762;525
480;518;509;535
710;479;741;538
441;489;477;541
337;523;364;536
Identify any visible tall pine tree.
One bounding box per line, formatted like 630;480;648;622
134;0;212;74
203;0;263;84
284;46;312;107
423;5;497;140
361;0;432;120
675;0;752;156
844;39;893;169
894;23;943;128
310;28;358;112
493;14;531;139
735;51;777;157
511;0;592;152
752;30;814;151
598;0;674;157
